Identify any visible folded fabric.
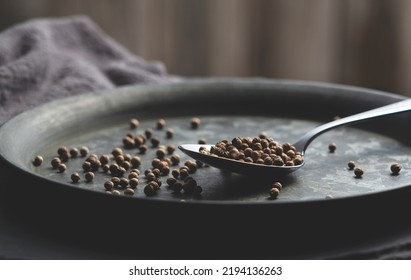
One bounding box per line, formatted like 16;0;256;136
0;15;176;124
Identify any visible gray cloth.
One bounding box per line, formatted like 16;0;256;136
0;15;175;124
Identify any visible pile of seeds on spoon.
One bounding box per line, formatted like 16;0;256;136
201;135;304;166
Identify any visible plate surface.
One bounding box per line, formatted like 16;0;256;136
1;78;411;204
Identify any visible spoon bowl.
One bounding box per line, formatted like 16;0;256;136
179;98;411;176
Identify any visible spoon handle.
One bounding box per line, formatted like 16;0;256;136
293;98;411;154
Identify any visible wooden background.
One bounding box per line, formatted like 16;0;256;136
1;0;411;96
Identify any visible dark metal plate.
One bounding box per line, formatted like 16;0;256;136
1;78;411;258
1;78;410;203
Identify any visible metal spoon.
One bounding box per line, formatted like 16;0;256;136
179;98;411;176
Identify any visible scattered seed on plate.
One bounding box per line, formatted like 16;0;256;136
191;117;201;129
85;171;94;182
328;143;337;153
58;164;67;173
123;136;135;149
112;147;123;157
156;118;166;130
111;177;121;187
104;180;114;191
129;178;139;189
150;137;160;148
57;146;69;157
354;167;364;178
269;187;280;199
390;163;402;175
144;183;157;196
166;177;177;187
79;146;89;157
145;128;153;139
32;155;43;166
111;190;121;195
71;172;81;183
348;161;356;170
128;172;139;179
130;156;142;168
193;185;203;195
51;157;61;169
119;178;129;188
139;145;148;154
166;144;176;154
124;188;135;195
165;128;174;139
171;169;180;179
271;181;282;191
69;147;79;158
130;118;140;129
172;182;183;193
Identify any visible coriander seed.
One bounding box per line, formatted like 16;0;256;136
354;167;364;178
99;155;109;165
58;164;67;173
272;182;283;191
165;128;174;139
130;118;140;129
139;145;148;154
111;190;121;195
119;178;129;188
172;182;183;193
123;137;135;149
51;157;61;169
144;184;156;196
146;172;156;182
269;187;280;199
128;172;139;179
129;178;139;189
71;172;81;183
82;161;91;172
170;154;180;165
79;146;89;157
190;117;201;129
145;128;153;139
150;137;160;148
111;177;121;187
69;147;79;158
171;169;180;179
156;118;166;130
124;188;135;195
102;164;109;173
85;171;94;182
328;143;337;153
193;185;202;195
33;155;43;166
130;156;141;168
348;161;356;170
130;169;140;176
166;177;177;187
120;161;131;171
112;147;123;157
390;163;402;175
156;148;166;159
117;167;126;177
57;146;69;157
104;180;114;191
